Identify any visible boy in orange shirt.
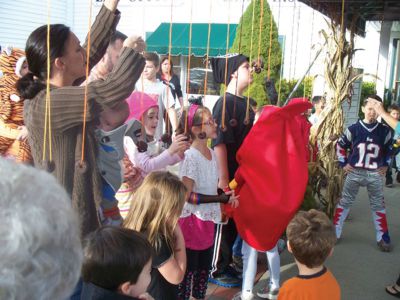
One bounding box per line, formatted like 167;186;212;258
278;209;340;300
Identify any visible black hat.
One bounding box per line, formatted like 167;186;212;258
210;54;249;85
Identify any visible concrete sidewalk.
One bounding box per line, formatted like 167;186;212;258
208;184;400;300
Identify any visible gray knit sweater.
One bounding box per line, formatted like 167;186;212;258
24;5;145;237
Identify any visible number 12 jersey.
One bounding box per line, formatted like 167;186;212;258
336;120;392;170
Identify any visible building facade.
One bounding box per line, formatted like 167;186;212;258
1;0;397;102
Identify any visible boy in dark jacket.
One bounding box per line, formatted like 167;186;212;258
81;226;154;300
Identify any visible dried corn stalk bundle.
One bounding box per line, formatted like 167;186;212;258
309;18;363;218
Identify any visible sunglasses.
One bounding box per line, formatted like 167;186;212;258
192;118;217;127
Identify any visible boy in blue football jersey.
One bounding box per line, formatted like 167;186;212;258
334;95;393;252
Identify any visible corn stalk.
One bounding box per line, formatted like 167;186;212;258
309;18;363;218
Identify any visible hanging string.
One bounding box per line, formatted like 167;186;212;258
374;15;384;90
245;0;264;123
184;0;194;135
304;8;315;99
244;0;257;123
288;2;296;80
256;0;264;68
43;0;52;163
292;5;301;82
248;0;256;74
80;0;93;164
202;5;212;97
163;0;174;139
139;76;146;140
221;0;231;132
277;0;284;103
267;6;274;80
135;77;150;151
200;0;213;136
230;0;246;127
340;0;345;95
135;4;148;152
237;0;245;52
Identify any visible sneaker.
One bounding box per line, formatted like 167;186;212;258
257;285;279;299
277;238;286;254
227;264;243;279
209;273;241;288
232;291;254;300
232;255;244;272
377;239;391;252
386;178;393;187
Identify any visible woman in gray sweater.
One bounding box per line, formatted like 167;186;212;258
17;0;145;238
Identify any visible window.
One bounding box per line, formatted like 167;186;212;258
187;56;220;95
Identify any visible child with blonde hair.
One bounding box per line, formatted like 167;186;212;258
123;171;187;300
175;101;239;300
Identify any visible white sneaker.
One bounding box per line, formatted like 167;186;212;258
232;291;254;300
256;285;279;299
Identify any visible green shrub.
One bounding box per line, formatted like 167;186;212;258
229;0;281;106
361;81;376;102
276;77;314;106
358;81;376;119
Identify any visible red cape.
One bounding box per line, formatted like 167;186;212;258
227;99;312;251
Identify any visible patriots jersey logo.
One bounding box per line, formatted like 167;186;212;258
366;137;373;142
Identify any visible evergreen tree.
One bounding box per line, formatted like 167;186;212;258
230;0;282;105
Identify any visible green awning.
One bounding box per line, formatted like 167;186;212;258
146;23;237;57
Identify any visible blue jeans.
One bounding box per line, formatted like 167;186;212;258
232;235;243;257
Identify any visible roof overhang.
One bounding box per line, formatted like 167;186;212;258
298;0;400;37
146;23;237;57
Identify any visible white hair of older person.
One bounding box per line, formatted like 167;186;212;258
0;159;82;300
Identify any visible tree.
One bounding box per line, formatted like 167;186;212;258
277;77;314;106
230;0;282;105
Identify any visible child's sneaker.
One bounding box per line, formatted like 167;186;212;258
385;177;393;187
232;255;244;272
232;291;254;300
209;273;241;288
226;264;243;280
377;239;391;252
277;238;287;254
256;285;279;299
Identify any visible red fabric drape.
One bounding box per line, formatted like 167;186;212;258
226;98;312;251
